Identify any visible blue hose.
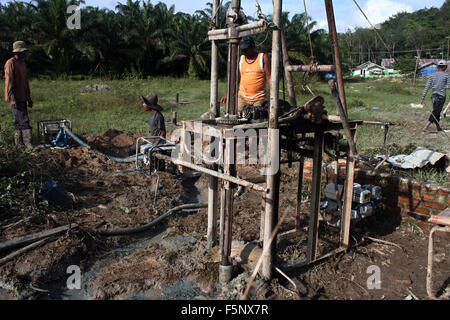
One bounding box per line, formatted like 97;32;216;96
63;127;146;163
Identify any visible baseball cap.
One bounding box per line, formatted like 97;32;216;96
240;36;255;50
438;60;447;67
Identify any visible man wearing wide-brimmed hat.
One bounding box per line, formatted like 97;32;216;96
134;93;167;171
141;93;166;145
4;41;33;149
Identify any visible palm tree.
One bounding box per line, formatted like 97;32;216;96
0;2;35;54
114;0;178;75
195;1;231;29
195;1;232;77
29;0;86;75
169;13;211;79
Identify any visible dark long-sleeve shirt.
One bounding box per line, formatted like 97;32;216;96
4;56;31;104
148;110;166;145
422;70;450;98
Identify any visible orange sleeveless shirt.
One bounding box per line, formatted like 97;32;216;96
238;53;266;102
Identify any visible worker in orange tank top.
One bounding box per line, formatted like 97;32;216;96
220;36;271;115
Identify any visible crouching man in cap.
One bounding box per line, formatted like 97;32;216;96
4;41;33;149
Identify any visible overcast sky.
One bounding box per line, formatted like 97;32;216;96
1;0;446;32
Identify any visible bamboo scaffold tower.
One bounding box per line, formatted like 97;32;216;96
156;0;362;284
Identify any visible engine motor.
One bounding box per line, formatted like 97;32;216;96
320;183;382;228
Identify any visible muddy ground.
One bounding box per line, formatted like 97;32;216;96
0;129;448;300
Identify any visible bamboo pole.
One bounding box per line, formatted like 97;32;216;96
281;31;296;107
328;80;357;156
219;0;241;276
295;134;306;230
221;137;235;266
207;172;219;248
260;194;266;242
210;0;220;120
208;0;220;250
328;81;356;249
306;130;324;262
227;0;241;116
262;0;282;281
207;20;267;40
325;0;347;114
340;138;356;248
219;183;226;251
154;153;266;192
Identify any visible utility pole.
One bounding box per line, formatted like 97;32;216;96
413;50;421;89
447;36;450;61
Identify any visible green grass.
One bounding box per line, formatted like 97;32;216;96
0;76;448;154
291;77;450;154
0;77;227;141
392;167;449;185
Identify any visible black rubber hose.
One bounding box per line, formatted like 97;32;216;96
98;203;208;236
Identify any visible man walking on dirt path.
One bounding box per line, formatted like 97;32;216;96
4;41;33;150
420;60;450;132
220;36;271;116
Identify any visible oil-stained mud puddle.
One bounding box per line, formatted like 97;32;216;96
28;177;209;300
33;228;203;300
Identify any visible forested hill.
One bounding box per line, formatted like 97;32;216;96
382;0;449;52
339;0;450;70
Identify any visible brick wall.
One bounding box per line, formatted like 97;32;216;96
301;158;450;232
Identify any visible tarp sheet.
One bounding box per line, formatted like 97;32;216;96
376;147;446;169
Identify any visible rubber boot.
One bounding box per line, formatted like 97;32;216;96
14;130;23;146
21;129;33;151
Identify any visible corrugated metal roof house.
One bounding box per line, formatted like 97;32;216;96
352;62;385;77
419;60;450;75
